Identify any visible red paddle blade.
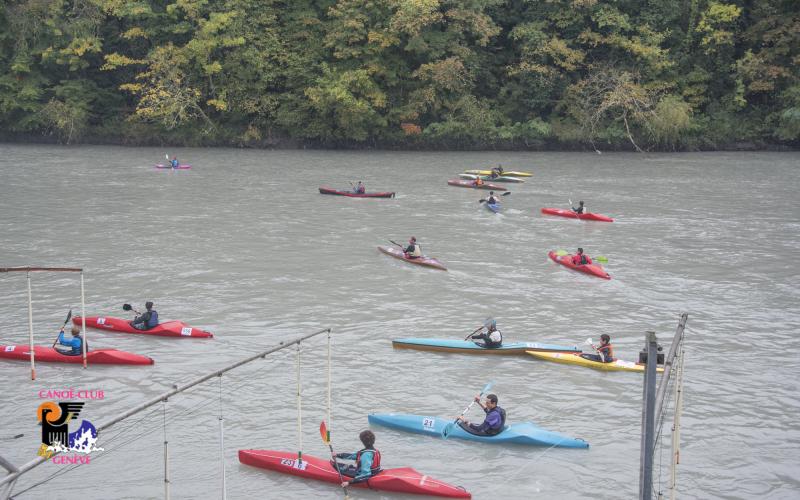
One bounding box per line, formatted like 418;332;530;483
319;421;329;444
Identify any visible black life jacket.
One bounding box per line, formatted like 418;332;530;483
579;254;588;265
356;448;381;474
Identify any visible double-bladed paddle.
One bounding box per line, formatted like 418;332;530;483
122;303;142;315
320;421;350;499
442;381;494;439
463;325;485;341
478;192;511;203
52;309;73;348
555;249;608;263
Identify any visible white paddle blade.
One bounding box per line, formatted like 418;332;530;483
585;338;593;345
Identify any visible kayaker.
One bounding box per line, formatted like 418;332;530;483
404;237;422;259
170;156;179;168
581;334;614;363
354;181;366;194
474;176;484;186
334;430;382;487
487;191;499;205
572;200;586;214
457;394;506;436
469;318;502;348
571;248;593;266
55;326;85;356
131;301;159;330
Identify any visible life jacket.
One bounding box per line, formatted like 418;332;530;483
147;310;159;328
486;328;502;346
171;159;178;168
573;254;589;265
484;407;506;436
598;343;614;361
356;448;381;475
406;244;421;258
488;196;498;205
474;178;484;186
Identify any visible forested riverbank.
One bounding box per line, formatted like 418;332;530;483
1;0;798;151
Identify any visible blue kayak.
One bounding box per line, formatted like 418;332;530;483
368;413;589;448
392;338;580;355
485;202;500;213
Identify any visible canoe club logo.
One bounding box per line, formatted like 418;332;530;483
37;398;103;464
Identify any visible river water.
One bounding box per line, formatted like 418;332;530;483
0;145;797;499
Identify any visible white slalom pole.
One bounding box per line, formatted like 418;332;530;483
26;272;35;380
296;342;302;462
327;330;332;435
218;375;226;500
80;271;87;368
163;400;170;500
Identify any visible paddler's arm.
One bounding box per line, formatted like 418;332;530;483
347;451;375;484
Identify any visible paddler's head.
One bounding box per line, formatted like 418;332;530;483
70;326;81;336
485;394;498;409
600;334;611;345
489;191;494;195
359;430;376;448
409;236;416;244
579;200;584;205
577;248;584;255
145;301;154;310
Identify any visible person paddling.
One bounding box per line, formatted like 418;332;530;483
170;156;179;168
404;236;422;259
55;326;85;356
473;176;485;187
486;191;499;205
354;181;366;194
572;200;586;214
581;334;614;363
333;430;382;487
469;318;503;348
457;393;506;436
571;248;593;266
130;301;159;330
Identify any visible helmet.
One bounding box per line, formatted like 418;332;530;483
489;191;494;195
145;301;154;310
577;248;583;254
484;318;496;329
410;236;416;242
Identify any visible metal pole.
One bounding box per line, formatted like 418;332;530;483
0;328;331;489
654;313;688;420
669;346;685;500
639;331;658;500
327;329;332;432
80;271;87;368
26;272;36;380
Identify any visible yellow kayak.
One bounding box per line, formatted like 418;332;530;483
464;169;532;178
526;351;664;373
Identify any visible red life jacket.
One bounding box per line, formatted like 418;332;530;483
356;448;381;474
572;254;592;265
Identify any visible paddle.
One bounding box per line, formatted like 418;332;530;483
555;249;608;263
320;421;350;499
442;381;494;439
478;192;511;203
122;303;141;315
52;309;73;348
585;338;607;362
463;325;485;341
388;239;403;249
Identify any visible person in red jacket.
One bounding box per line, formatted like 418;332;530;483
572;248;593;266
581;334;614;363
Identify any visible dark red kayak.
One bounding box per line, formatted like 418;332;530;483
378;246;447;271
319;187;395;198
0;345;154;365
239;450;471;498
74;316;213;338
447;179;506;191
541;208;614;222
548;251;611;279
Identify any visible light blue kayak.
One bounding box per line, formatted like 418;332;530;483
392;338;580;355
486;202;500;213
368;413;589;448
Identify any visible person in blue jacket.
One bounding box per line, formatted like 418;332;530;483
457;393;506;436
170;156;179;168
334;430;382;486
55;326;85;356
131;301;159;330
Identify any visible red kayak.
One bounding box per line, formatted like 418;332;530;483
541;208;614;222
548;251;611;280
239;450;471;498
0;345;154;365
319;187;395;198
447;179;506;191
378;246;447;271
73;316;213;338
